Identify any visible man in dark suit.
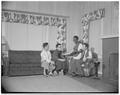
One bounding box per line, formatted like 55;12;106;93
52;44;68;75
91;47;100;78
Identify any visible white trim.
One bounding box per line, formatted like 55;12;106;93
100;18;104;36
101;35;119;39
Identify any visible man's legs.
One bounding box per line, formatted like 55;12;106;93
63;60;68;75
75;60;84;76
94;62;100;77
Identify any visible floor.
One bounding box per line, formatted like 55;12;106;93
1;75;118;93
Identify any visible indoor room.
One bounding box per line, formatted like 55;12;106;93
1;1;119;93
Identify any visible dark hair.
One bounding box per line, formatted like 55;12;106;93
56;43;61;48
73;36;79;40
84;43;89;48
43;42;48;48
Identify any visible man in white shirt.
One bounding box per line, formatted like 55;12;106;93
82;43;93;77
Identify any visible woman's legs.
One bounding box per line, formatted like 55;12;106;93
69;58;77;76
75;60;84;76
84;59;93;77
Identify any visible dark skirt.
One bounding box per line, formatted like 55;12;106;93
55;60;67;71
69;58;84;75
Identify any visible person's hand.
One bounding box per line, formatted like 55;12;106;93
83;58;86;62
51;61;55;64
62;52;71;56
58;59;65;61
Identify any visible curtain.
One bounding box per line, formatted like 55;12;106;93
28;24;57;50
2;22;58;51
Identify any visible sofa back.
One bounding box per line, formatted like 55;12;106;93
9;50;55;64
9;50;41;64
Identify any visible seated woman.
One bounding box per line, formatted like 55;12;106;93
69;40;85;77
41;42;55;76
82;43;93;77
52;43;67;75
66;36;84;75
68;36;81;56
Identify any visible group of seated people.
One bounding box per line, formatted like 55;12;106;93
41;35;100;78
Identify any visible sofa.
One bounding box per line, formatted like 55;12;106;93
8;50;54;76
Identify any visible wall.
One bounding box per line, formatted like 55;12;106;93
2;1;118;51
79;2;119;37
2;22;57;50
80;2;119;75
89;19;102;58
2;2;85;51
102;37;118;80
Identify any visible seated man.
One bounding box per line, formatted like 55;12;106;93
82;43;93;77
52;43;67;75
91;47;100;78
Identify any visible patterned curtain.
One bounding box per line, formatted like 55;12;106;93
2;10;67;51
81;8;105;43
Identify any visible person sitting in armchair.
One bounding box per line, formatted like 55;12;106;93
68;39;85;77
82;43;93;77
91;47;100;78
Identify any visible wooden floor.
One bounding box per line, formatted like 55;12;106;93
1;75;118;93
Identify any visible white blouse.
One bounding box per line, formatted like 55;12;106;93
83;50;92;62
73;43;84;59
78;43;84;51
41;50;51;63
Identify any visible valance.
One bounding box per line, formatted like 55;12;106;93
2;10;67;28
81;8;105;26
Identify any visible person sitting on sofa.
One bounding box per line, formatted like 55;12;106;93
52;43;67;75
68;36;80;56
41;42;55;76
68;40;85;77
